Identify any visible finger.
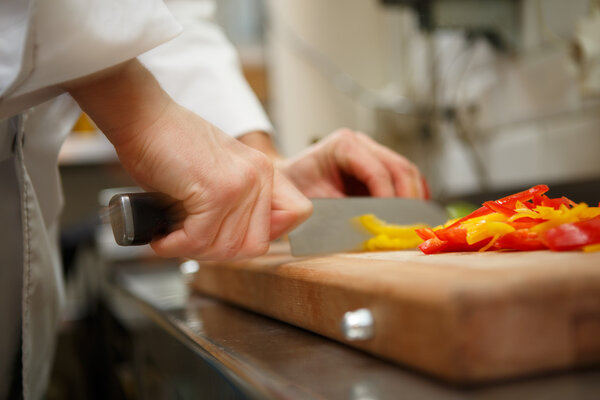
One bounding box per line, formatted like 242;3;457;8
301;183;345;198
421;176;432;200
228;176;272;260
332;135;395;197
233;153;275;258
200;191;260;260
354;132;425;198
270;170;312;240
150;183;235;258
150;206;228;258
385;153;422;198
188;155;270;260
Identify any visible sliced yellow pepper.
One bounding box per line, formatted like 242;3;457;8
583;243;600;253
363;234;424;251
465;221;515;245
358;214;426;250
531;203;589;233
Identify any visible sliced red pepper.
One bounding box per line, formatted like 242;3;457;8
495;229;546;251
540;196;574;210
483;200;516;216
509;217;545;230
418;234;491;254
444;238;492;252
419;237;448;254
444;206;492;230
484;184;550;213
542;216;600;251
563;196;578;208
539;197;564;209
446;185;549;229
495;184;549;205
533;193;546;207
434;226;467;243
415;227;436;240
415;184;598;255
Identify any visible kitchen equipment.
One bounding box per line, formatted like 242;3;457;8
191;247;600;384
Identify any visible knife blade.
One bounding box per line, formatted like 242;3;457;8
288;198;448;256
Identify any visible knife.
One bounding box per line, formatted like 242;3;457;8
107;193;448;254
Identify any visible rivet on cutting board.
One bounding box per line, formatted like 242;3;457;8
341;308;374;341
179;260;200;285
180;260;200;275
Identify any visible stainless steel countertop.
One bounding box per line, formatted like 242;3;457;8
106;261;600;400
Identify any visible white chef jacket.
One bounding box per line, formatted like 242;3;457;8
139;0;273;137
0;0;275;398
0;1;181;398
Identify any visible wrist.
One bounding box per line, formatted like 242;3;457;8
65;59;172;148
237;130;283;162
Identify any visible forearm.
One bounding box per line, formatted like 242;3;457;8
63;59;171;148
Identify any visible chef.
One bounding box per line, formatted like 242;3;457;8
0;0;425;398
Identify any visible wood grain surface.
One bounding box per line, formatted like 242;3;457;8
191;245;600;384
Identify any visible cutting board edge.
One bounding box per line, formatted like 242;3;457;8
191;251;600;383
191;263;491;382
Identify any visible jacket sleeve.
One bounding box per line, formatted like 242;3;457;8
138;0;273;137
0;0;182;118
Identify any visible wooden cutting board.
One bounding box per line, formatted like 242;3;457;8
191;245;600;384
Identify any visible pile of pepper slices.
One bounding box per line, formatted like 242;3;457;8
359;185;600;254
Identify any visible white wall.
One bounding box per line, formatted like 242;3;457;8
266;0;392;155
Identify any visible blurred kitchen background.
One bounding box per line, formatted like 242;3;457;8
265;0;600;200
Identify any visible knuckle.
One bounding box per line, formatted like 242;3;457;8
393;159;411;173
354;131;370;141
334;136;358;156
256;240;270;255
296;196;313;217
215;246;240;261
249;151;272;172
408;163;422;180
214;232;247;260
222;156;271;199
203;244;239;262
188;238;212;255
220;173;250;199
185;229;218;255
217;182;237;200
243;240;270;258
366;167;389;182
240;165;259;187
149;244;171;259
333;128;356;141
394;157;418;175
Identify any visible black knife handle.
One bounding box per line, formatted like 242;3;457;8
109;192;183;246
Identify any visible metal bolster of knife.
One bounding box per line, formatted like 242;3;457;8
109;192;182;246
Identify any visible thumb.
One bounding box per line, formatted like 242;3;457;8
270;170;313;240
